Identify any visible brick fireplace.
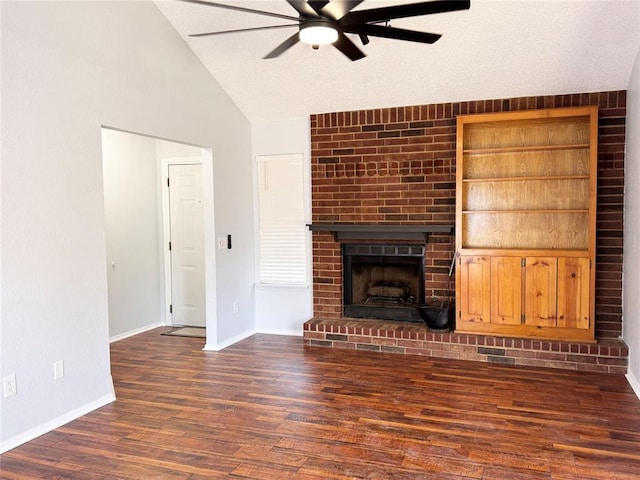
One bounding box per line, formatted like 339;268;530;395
303;90;628;373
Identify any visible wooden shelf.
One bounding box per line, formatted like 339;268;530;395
463;209;589;214
463;175;590;183
463;143;590;155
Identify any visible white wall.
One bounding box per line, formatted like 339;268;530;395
624;46;640;396
0;3;3;389
156;139;203;159
252;118;313;335
102;129;161;339
0;1;254;451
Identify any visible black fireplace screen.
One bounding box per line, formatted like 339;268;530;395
342;244;425;322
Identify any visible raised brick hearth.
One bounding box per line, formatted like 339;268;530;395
303;318;628;374
306;91;628;372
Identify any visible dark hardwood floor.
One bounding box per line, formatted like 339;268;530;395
2;328;640;479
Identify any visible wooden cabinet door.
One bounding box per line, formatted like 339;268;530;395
490;257;522;325
524;257;557;327
459;256;491;323
557;257;590;329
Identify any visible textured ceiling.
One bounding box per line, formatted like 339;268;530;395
155;0;640;122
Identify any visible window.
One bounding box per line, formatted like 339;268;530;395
256;154;306;285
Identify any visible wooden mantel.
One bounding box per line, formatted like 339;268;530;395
307;223;454;241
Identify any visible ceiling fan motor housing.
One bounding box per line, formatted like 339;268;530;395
299;18;339;45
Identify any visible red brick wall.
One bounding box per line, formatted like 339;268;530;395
310;91;626;340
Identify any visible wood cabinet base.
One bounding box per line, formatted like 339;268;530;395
454;320;596;343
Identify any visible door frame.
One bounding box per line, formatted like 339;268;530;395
158;154;218;342
163;161;205;327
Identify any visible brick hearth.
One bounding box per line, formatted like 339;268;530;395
307;91;628;372
303;318;628;374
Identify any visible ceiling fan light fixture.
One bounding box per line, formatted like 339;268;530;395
299;20;338;46
185;0;472;61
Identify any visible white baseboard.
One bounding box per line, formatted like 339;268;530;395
202;328;302;352
0;391;116;454
203;328;258;352
109;322;162;343
256;328;302;337
626;370;640;400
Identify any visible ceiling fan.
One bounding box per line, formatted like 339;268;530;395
182;0;471;61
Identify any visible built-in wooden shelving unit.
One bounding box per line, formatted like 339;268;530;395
455;106;598;342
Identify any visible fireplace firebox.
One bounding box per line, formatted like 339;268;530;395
343;244;425;322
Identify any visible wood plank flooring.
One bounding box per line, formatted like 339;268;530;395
2;329;640;479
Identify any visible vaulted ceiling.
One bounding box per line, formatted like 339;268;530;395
155;0;640;122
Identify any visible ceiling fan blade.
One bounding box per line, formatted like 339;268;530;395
341;0;470;26
189;24;298;38
286;0;321;17
180;0;299;22
263;32;300;59
308;1;331;15
319;0;365;21
333;31;366;61
350;24;442;44
287;0;364;21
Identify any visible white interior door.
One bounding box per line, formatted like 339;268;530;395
168;163;205;327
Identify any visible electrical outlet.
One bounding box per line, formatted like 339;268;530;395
232;301;238;314
3;374;17;398
54;360;64;380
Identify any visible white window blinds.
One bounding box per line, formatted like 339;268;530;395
256;154;306;285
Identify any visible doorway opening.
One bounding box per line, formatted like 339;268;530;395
101;127;214;340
